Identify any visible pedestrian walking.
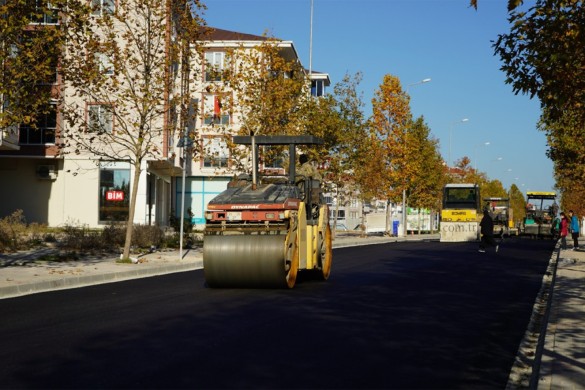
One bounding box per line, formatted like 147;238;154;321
559;212;569;250
568;210;580;250
479;209;498;253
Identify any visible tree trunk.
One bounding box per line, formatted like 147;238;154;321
122;159;143;260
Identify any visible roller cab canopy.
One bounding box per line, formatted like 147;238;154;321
527;191;556;200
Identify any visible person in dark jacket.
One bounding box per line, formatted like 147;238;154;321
479;209;499;253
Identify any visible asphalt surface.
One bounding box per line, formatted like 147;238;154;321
1;233;584;388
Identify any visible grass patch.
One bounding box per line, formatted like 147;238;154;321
116;258;133;264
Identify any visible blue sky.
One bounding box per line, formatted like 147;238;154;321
202;0;554;195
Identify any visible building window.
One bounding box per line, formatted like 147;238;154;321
88;104;113;133
91;0;115;16
99;162;130;222
95;52;114;75
204;52;225;82
203;95;229;126
311;80;324;97
203;137;228;168
30;1;59;25
18;103;56;145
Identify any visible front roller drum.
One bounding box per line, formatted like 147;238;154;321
204;234;298;288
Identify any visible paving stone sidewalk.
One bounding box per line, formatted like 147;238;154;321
537;246;585;390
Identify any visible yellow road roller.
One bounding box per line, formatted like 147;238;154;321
203;135;332;288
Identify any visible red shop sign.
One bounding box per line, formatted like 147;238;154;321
106;190;125;201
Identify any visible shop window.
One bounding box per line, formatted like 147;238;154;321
99;163;130;222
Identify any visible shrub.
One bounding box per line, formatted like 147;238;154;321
131;224;164;249
60;223;104;252
101;222;126;249
169;208;195;233
0;210;28;251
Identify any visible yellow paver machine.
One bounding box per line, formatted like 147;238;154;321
203;135;332;288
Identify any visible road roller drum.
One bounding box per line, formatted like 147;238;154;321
204;234;298;288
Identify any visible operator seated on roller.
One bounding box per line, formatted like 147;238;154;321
295;154;322;218
296;154;321;181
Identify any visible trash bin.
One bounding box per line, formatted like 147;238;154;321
392;220;399;236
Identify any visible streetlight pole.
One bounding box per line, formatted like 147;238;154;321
473;141;490;171
448;118;469;168
400;78;431;237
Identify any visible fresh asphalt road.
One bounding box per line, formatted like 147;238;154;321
0;237;554;389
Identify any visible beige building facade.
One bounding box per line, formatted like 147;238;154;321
0;11;329;230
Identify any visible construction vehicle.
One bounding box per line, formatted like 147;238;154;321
483;197;516;237
520;191;557;239
440;183;480;242
203;135;332;288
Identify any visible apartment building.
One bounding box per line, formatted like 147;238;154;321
0;1;189;228
0;6;330;230
179;28;330;227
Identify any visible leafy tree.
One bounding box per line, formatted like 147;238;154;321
308;72;368;230
539;109;585;216
491;0;585;211
481;179;507;201
220;37;308;137
211;37;310;172
450;156;488;186
407;116;447;214
0;0;63;131
58;0;205;260
370;74;412;205
509;183;526;226
493;0;584;124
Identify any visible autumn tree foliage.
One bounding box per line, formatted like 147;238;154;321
507;183;526;225
224;38;308;138
308;72;369;228
210;37;310;171
492;0;585;215
369;74;412;205
407;116;446;213
0;0;63;131
58;0;206;260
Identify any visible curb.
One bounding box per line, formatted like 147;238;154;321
1;260;204;299
506;241;560;389
0;235;437;299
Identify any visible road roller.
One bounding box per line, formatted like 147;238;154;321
203;135;333;288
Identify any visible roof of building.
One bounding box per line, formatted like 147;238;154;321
206;27;272;42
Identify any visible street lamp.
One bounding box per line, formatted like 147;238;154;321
407;78;431;91
400;78;431;237
448;118;469;167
